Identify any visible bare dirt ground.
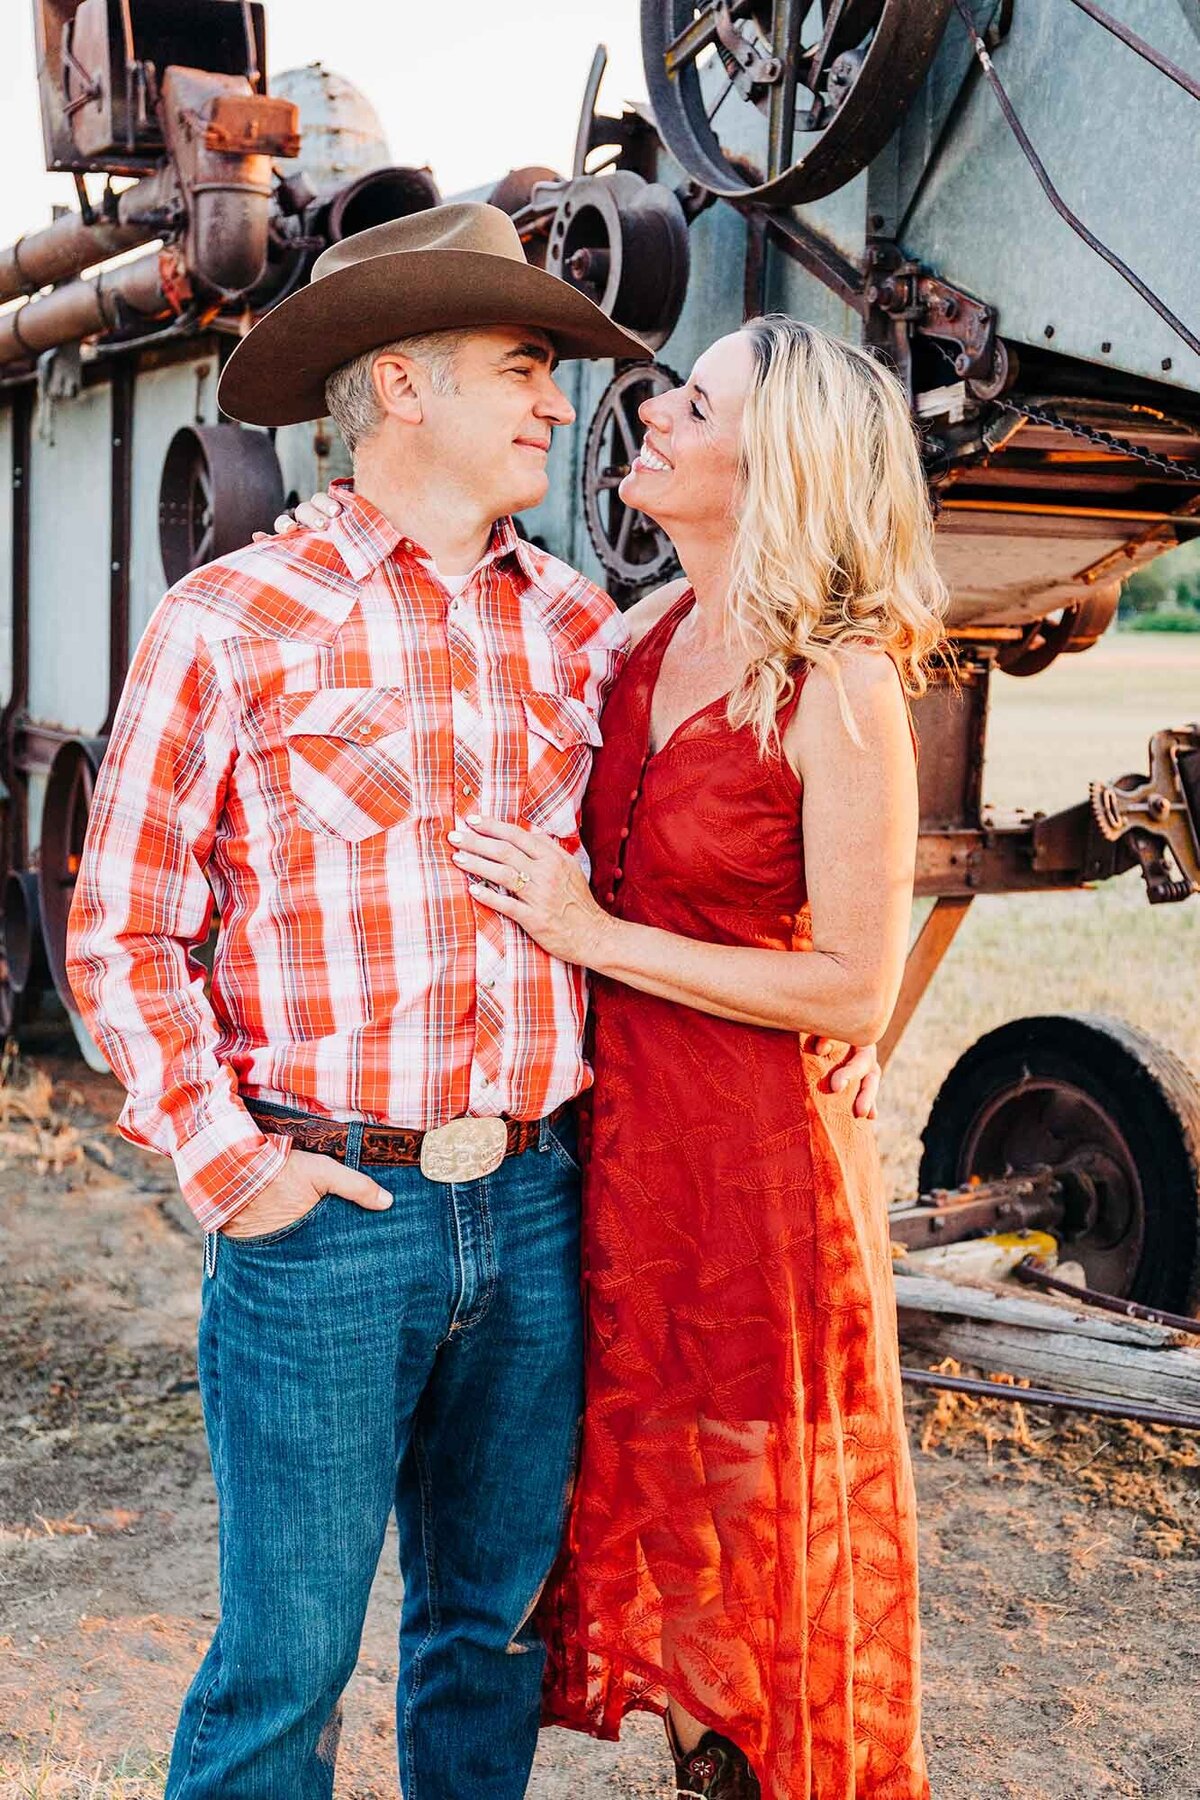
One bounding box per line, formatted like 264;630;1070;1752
2;636;1199;1797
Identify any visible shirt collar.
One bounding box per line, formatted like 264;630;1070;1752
326;479;527;585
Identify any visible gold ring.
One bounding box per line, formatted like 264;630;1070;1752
514;871;531;892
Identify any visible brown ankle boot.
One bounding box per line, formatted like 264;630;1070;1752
667;1717;762;1799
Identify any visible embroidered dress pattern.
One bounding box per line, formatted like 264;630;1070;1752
540;595;929;1800
67;488;624;1228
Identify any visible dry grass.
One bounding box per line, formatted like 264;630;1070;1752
879;632;1200;1196
910;1356;1200;1556
0;1048;114;1177
0;1734;166;1800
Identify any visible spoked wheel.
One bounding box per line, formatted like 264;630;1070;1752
158;424;285;584
642;0;952;206
919;1015;1200;1315
582;363;682;599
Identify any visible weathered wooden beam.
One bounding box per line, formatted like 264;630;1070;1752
893;1271;1200;1413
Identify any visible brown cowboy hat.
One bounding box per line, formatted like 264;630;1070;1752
218;201;650;426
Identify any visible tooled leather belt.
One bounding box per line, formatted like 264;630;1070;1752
243;1098;566;1171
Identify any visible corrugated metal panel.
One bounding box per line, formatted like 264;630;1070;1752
898;0;1200;391
28;380;111;733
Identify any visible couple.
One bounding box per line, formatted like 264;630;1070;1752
67;202;945;1799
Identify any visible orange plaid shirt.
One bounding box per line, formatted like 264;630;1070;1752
66;488;628;1229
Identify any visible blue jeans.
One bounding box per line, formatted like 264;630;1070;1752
165;1106;584;1799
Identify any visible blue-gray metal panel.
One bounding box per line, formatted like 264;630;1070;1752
274;417;352;523
128;356;221;644
28;381;111;733
0;410;11;707
899;0;1200;393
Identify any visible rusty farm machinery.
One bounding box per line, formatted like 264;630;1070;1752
1;0;1200;1420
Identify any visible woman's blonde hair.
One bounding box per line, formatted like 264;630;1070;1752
725;314;948;748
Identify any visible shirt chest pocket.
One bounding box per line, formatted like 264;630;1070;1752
275;687;411;841
522;691;602;841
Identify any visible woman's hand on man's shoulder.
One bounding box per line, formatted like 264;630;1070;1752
253;489;341;542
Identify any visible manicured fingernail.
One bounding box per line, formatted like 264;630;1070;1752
447;829;462;843
466;813;483;824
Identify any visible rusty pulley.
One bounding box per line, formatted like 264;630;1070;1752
545;172;690;351
38;737;107;1020
158;423;284;585
641;0;953;207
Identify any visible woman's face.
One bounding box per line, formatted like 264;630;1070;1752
619;330;755;534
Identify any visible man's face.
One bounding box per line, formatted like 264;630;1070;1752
399;326;576;520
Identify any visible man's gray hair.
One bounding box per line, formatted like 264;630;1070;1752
324;328;466;452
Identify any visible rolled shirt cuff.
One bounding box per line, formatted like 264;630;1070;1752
171;1118;293;1232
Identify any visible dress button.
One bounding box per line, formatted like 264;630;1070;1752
619;827;630;840
629;789;640;802
604;890;616;903
612;869;623;884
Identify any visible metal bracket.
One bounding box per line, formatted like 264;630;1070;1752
865;240;1001;387
1090;726;1200;903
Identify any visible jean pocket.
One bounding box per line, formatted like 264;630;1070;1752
223;1192;334;1247
543;1113;582;1176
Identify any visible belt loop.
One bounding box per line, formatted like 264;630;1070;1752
203;1230;218;1279
344;1120;365;1173
537;1114;551;1154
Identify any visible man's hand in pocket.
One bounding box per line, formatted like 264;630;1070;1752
220;1149;392;1239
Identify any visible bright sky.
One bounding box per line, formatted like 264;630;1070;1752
2;3;647;249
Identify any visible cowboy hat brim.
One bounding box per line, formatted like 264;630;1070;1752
218;248;651;426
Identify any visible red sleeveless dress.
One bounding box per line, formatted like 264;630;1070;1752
540;595;928;1799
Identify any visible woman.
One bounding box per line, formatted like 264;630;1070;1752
282;315;945;1797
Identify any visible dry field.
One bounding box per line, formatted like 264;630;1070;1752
0;632;1197;1799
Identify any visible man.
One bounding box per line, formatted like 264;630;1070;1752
68;202;877;1796
68;203;647;1799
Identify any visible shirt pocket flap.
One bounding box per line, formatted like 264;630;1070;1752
523;691;603;752
277;687;407;744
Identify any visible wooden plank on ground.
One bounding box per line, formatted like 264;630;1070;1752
893;1271;1200;1411
891;1271;1187;1347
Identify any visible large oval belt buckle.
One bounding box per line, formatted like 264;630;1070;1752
419;1116;509;1183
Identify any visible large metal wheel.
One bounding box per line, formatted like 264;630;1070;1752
159;424;285;585
38;737;107;1020
583;362;682;599
642;0;952;207
919;1015;1200;1315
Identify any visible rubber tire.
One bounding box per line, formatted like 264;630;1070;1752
918;1014;1200;1316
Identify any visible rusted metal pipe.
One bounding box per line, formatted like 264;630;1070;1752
0;248;174;367
1015;1257;1200;1339
0;170;177;307
902;1366;1200;1431
0;214;150;306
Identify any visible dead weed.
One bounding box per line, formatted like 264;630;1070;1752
912;1357;1200;1555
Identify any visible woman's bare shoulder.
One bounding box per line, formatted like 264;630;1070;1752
787;644;912;764
620;577;691;648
